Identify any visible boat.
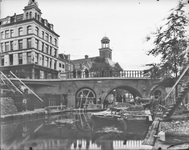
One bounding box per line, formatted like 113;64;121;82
91;106;152;122
90;108;123;121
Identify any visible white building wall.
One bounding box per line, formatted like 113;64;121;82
13;53;18;65
23;39;27;49
38;53;42;65
22;52;27;64
4;55;9;66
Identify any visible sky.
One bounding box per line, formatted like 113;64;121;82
1;0;187;70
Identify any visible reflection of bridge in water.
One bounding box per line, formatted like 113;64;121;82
70;139;152;150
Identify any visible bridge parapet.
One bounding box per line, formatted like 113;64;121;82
64;70;149;79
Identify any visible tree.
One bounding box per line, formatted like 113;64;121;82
145;0;189;80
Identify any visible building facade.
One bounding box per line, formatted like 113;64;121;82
72;36;122;76
0;0;64;79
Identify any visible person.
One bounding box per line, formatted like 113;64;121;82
78;70;81;78
63;95;68;107
101;68;104;77
103;99;109;109
22;97;27;111
85;68;89;78
73;69;76;78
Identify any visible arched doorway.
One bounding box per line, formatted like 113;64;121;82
76;88;96;108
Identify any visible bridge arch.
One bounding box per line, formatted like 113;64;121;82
75;87;96;108
105;86;142;101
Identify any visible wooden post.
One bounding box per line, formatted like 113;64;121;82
142;118;160;146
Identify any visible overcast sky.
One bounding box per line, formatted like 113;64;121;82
1;0;187;70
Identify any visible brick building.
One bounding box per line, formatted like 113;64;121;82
0;0;71;79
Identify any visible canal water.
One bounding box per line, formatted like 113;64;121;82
1;112;153;150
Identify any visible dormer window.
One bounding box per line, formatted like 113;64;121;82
44;20;47;26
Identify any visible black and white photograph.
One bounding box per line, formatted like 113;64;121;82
0;0;189;149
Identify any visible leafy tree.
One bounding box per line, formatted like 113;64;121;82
145;0;189;80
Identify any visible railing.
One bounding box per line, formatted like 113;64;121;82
164;64;189;103
65;70;146;79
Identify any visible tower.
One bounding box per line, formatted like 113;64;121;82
23;0;42;21
99;36;112;60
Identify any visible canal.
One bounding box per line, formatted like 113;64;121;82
1;112;153;150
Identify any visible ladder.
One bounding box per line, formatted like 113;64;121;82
9;71;43;102
163;64;189;119
0;71;24;95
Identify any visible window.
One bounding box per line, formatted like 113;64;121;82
5;42;9;51
1;31;4;39
49;58;52;68
44;44;48;53
18;27;23;36
41;42;44;52
18;53;22;64
1;56;4;66
42;55;44;66
27;26;32;34
37;14;40;20
35;27;39;36
49;46;52;55
46;44;49;54
54;49;57;57
35;53;38;64
10;41;13;51
27;38;32;48
46;57;49;67
35;39;39;49
26;12;29;19
44;56;47;67
54;60;57;69
62;64;65;68
5;30;9;38
42;31;44;39
59;63;61;67
18;40;23;49
50;36;52;43
35;13;37;19
45;33;49;41
9;54;13;65
1;43;4;52
27;52;31;63
54;38;57;46
29;12;32;18
10;30;14;37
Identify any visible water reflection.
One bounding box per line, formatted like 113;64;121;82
1;112;152;150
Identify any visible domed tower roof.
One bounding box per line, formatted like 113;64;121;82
101;36;110;43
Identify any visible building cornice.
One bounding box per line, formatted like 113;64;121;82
0;18;60;37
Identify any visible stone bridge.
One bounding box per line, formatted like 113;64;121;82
16;75;167;107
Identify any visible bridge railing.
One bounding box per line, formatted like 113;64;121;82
66;70;148;79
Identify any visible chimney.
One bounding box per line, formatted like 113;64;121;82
85;55;89;59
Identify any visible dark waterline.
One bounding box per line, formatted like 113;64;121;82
1;112;153;150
